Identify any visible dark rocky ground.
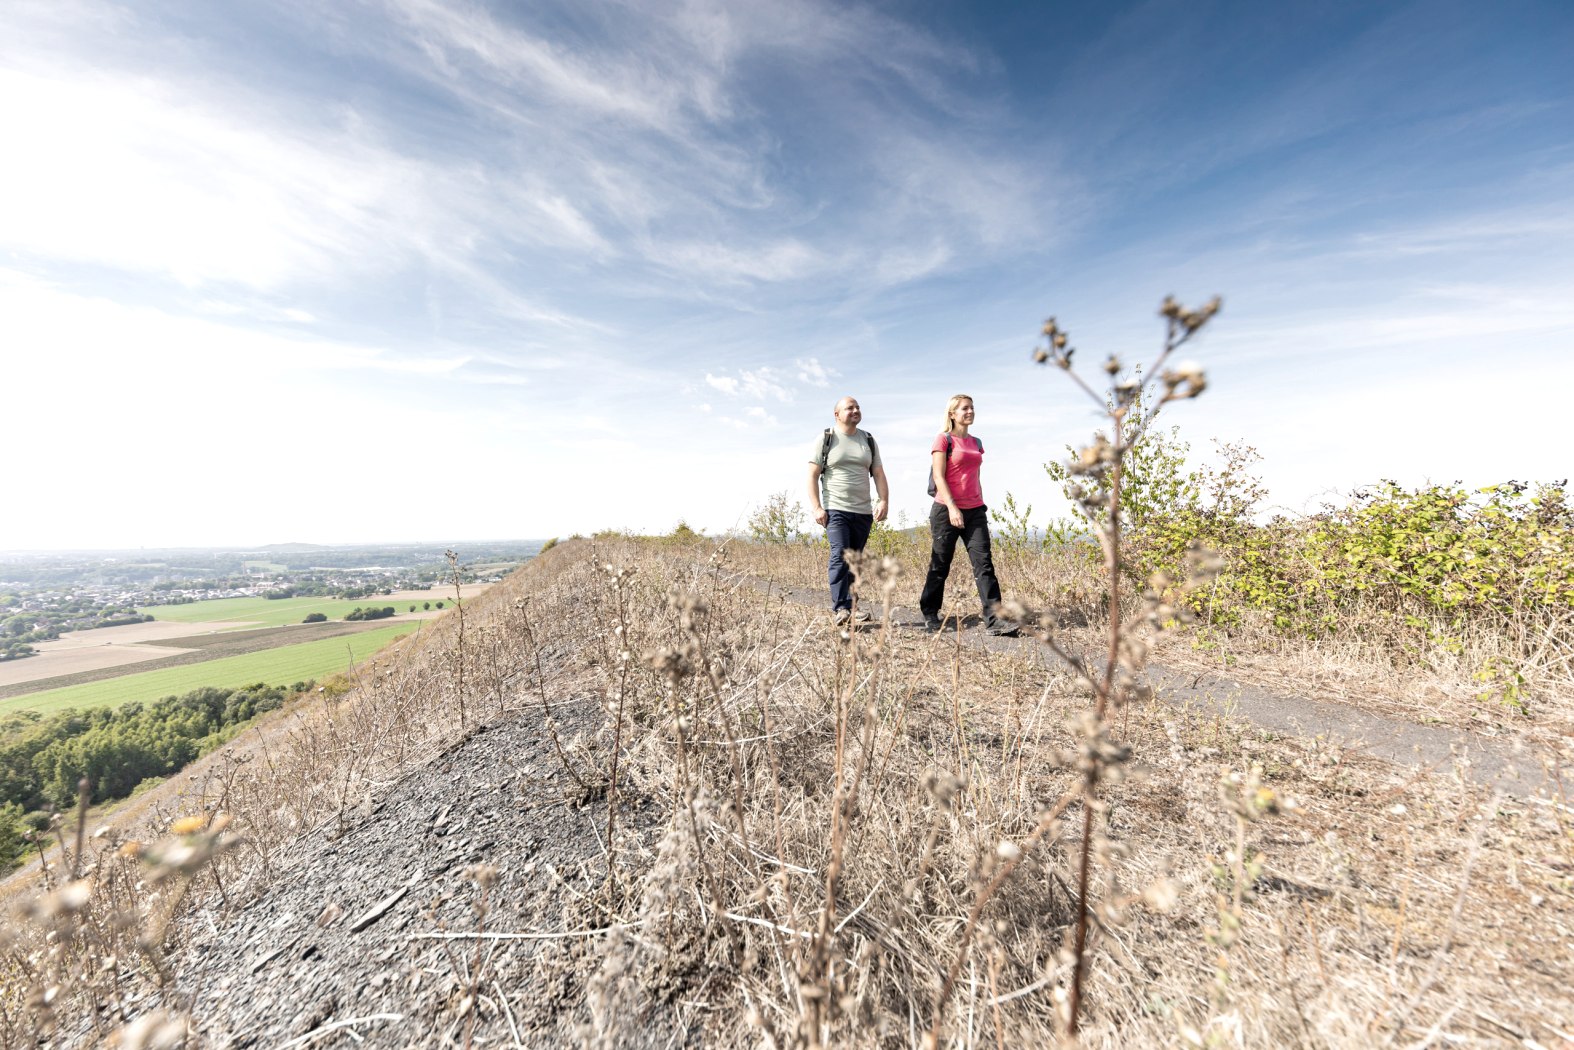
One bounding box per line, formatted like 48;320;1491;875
160;693;693;1048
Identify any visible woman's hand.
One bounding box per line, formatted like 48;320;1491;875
947;504;963;528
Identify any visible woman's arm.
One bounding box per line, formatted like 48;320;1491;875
932;449;963;527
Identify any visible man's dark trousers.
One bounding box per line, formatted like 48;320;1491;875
826;510;873;612
919;504;1002;619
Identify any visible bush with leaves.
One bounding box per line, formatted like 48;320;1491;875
1075;425;1574;703
746;491;806;544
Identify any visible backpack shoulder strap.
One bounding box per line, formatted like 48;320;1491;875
863;431;878;474
819;428;833;470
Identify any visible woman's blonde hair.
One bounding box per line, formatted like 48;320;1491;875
942;394;973;433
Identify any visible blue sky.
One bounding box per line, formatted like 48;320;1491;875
3;0;1571;549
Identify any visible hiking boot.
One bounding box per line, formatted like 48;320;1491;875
985;617;1020;637
852;608;872;623
923;614;944;633
832;608;851;626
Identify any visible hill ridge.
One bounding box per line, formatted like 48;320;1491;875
7;537;1570;1047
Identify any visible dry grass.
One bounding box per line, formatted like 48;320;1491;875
728;534;1574;743
0;534;1569;1046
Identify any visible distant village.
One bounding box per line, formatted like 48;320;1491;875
0;541;539;661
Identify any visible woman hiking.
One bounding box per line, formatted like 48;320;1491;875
919;394;1019;636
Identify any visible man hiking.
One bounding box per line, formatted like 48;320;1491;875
807;396;889;625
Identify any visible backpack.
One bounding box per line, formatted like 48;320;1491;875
818;428;879;494
927;434;982;497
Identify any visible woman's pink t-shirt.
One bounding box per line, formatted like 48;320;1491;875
932;433;984;509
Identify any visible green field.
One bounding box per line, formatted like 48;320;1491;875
0;624;419;715
139;594;444;628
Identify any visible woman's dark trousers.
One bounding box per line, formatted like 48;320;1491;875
919;504;1002;619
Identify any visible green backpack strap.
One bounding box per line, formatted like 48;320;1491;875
822;428;878;475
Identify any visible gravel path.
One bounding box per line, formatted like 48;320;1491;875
746;574;1568;798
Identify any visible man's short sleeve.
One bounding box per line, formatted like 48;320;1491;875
868;432;882;471
807;433;825;466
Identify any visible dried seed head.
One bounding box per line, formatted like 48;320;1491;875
997;598;1032;623
1143;878;1179;911
112;1011;190;1050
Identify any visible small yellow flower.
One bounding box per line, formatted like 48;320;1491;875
170;816;206;836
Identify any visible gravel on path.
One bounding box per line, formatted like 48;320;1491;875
742;573;1568;798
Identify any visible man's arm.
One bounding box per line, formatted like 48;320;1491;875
808;463;828;526
872;463;889;522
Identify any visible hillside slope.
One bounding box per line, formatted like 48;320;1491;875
6;538;1571;1047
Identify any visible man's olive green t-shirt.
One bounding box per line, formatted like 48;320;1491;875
809;429;881;514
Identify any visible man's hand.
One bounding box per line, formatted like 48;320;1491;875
874;499;889;523
814;507;828;527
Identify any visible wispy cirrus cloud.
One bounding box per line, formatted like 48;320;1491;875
704;367;791;402
323;0;1057;293
795;357;836;387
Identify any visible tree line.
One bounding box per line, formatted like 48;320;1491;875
0;681;309;869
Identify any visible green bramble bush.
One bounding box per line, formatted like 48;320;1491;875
1135;480;1573;632
1043;406;1572;706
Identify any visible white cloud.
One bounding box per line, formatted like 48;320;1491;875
704;367;792;402
648;239;823;285
795;356;836;386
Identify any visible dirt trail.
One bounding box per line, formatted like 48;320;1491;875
745;575;1569;798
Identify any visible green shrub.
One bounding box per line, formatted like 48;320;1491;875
747;492;806;544
666;520;703;543
0;801;22;872
1041;410;1571;705
1136;480;1573;635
